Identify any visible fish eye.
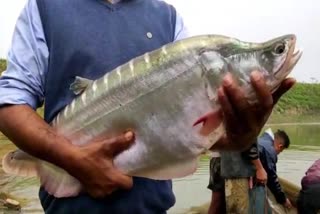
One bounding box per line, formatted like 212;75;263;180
273;42;286;55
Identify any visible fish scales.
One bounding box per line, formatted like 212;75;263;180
58;41;202;138
2;34;302;198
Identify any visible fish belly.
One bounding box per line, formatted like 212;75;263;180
56;61;224;180
10;51;226;197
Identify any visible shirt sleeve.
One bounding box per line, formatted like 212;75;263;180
242;142;259;161
174;11;190;41
0;0;48;110
259;148;287;204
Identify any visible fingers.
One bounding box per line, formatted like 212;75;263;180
219;73;256;131
106;131;135;156
209;135;229;151
250;71;273;110
218;85;235;118
256;178;267;185
87;171;133;198
209;135;245;151
88;185;117;198
284;199;292;209
217;87;235;127
112;171;133;190
222;73;250;114
272;78;296;104
214;70;295;152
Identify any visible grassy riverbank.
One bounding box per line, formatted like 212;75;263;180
268;82;320;123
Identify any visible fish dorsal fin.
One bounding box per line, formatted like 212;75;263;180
70;76;94;95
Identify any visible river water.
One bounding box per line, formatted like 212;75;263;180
0;123;319;214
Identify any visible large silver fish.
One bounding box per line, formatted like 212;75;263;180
2;34;302;198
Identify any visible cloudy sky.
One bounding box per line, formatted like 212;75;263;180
0;0;319;82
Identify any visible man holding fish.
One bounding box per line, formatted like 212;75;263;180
0;0;300;213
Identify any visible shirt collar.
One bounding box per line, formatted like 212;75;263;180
265;128;274;140
108;0;121;3
102;0;136;5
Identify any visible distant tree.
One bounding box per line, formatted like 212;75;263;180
310;77;318;83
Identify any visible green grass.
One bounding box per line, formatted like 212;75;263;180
272;83;320;114
0;59;6;74
269;83;320;124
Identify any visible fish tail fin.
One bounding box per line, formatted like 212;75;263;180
38;162;83;198
2;149;39;177
2;150;83;198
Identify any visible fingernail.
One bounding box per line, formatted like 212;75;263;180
223;73;233;86
251;71;262;81
124;131;134;141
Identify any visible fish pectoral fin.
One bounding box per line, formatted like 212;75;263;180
193;109;223;136
69;76;94;95
2;149;39;177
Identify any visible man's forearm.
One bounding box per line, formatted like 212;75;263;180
0;104;78;171
251;159;264;170
267;172;287;204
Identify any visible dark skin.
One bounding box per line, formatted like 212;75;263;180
0;106;134;198
210;71;295;151
0;71;295;198
208;191;226;214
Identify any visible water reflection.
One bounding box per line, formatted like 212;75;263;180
266;123;320;147
169;149;319;214
0;124;319;213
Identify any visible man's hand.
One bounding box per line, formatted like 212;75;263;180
251;158;267;185
66;131;135;198
283;198;292;209
211;71;295;151
256;168;267;185
0;104;135;198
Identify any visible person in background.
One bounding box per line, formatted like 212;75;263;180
0;0;296;213
248;128;292;209
208;129;292;213
210;137;268;214
207;152;226;214
297;159;320;214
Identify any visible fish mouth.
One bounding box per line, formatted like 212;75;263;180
286;48;303;72
271;36;303;93
274;36;303;80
